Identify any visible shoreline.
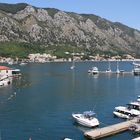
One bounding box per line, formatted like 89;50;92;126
1;58;140;64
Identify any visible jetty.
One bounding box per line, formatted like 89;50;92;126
84;119;138;140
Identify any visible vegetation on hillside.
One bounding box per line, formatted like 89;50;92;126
0;3;28;14
0;41;138;60
0;42;45;59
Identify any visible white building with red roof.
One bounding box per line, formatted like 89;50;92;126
0;66;21;78
0;66;12;77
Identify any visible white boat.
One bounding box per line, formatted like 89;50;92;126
70;64;75;70
63;138;74;140
133;62;140;67
116;61;124;74
132;137;140;140
137;96;140;102
88;67;99;74
106;61;112;73
72;111;99;127
113;106;140;119
127;101;140;111
0;78;11;87
116;61;120;74
20;62;27;66
133;67;140;75
113;106;131;119
70;51;75;70
114;99;140;119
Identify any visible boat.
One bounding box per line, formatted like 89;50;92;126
132;62;140;75
63;138;74;140
133;67;140;75
127;101;140;111
113;105;140;119
88;67;99;74
113;98;140;119
116;61;120;74
70;62;75;70
72;111;99;127
133;62;140;67
132;137;140;140
0;77;11;87
70;52;75;70
106;61;112;73
20;62;27;66
116;61;124;74
137;96;140;102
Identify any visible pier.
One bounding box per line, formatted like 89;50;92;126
84;119;137;140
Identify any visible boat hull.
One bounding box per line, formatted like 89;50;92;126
72;114;99;127
113;111;129;119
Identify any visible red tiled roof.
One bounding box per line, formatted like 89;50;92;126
0;66;11;70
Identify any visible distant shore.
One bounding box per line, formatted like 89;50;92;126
1;58;140;65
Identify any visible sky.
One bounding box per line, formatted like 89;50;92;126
0;0;140;30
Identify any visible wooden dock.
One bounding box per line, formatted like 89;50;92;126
84;119;137;140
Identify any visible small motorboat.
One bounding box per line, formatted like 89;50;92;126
88;67;99;75
137;96;140;102
72;111;99;127
63;138;74;140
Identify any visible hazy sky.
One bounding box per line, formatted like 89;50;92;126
0;0;140;30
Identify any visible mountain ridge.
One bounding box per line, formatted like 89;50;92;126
0;3;140;57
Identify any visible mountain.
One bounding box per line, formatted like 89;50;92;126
0;3;140;57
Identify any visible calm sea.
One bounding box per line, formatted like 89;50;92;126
0;61;140;140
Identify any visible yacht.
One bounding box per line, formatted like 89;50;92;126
137;96;140;102
127;101;140;111
113;97;140;119
133;67;140;75
72;111;99;127
88;67;99;74
113;106;140;119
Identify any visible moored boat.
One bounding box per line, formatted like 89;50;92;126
106;61;112;73
88;67;99;74
133;67;140;75
113;99;140;119
72;111;99;127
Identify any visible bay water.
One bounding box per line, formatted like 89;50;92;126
0;61;140;140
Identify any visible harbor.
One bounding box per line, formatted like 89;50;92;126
0;61;140;140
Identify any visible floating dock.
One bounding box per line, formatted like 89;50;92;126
84;119;137;140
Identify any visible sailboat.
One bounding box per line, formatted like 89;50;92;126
116;61;120;74
70;51;75;69
106;61;112;73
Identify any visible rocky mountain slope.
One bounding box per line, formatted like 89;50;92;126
0;3;140;57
